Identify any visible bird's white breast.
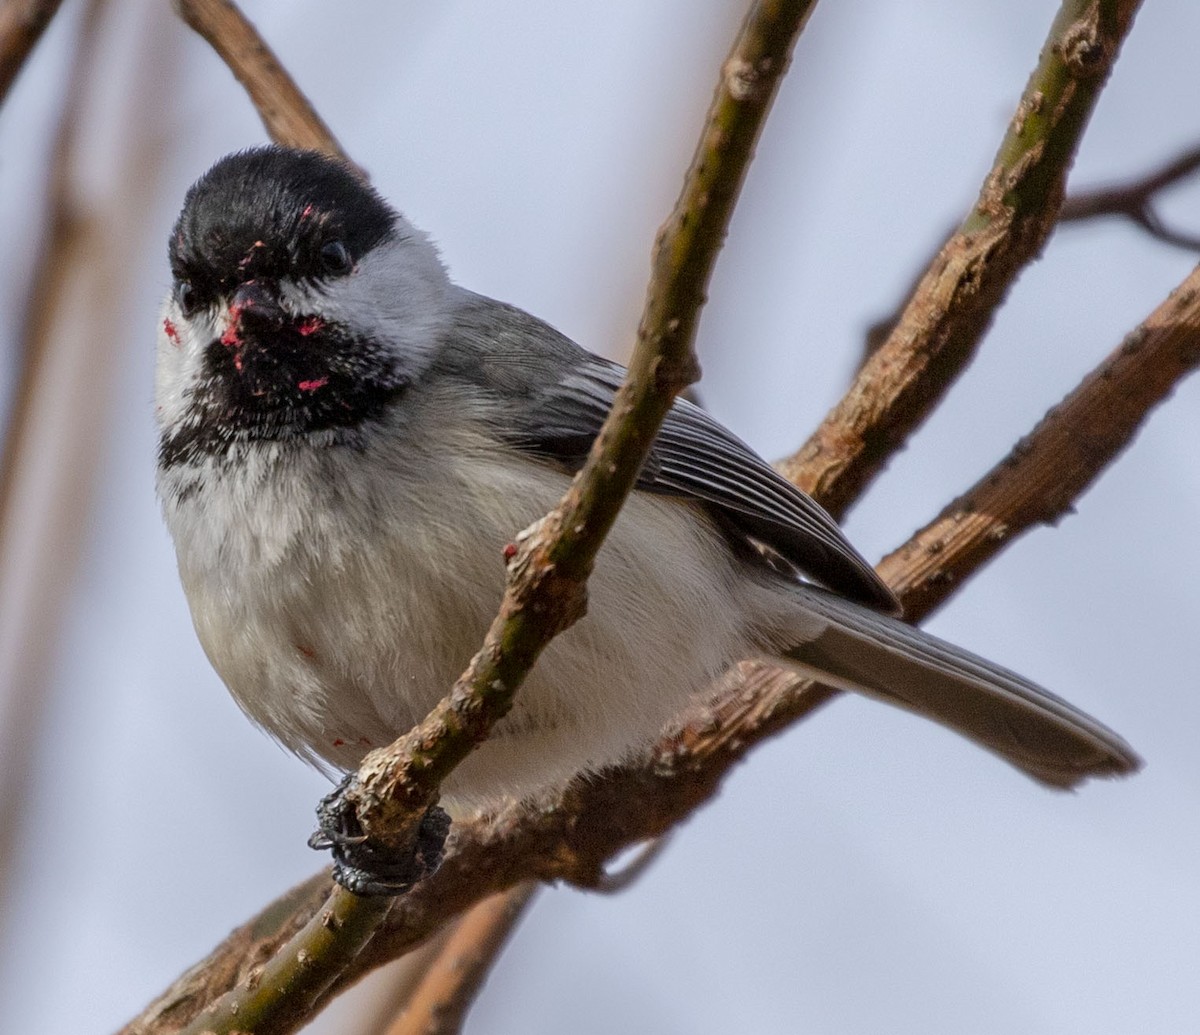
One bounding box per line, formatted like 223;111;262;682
159;389;779;807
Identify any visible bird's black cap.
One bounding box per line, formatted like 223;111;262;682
169;147;396;307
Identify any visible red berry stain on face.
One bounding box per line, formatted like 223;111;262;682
221;302;245;371
297;377;329;393
331;738;345;748
220;303;243;346
503;542;518;561
296;316;325;336
237;240;266;271
162;317;181;347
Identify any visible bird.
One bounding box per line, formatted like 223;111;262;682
155;146;1138;886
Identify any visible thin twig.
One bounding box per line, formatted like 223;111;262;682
172;0;346;159
343;0;822;848
1061;143;1200;249
778;0;1144;521
154;3;822;1034
382;884;539;1035
0;0;64;106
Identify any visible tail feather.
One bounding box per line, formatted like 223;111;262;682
774;584;1140;788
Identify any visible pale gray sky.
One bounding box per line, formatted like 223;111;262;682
1;2;1198;1032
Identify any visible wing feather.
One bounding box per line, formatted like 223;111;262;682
448;292;896;610
503;346;894;610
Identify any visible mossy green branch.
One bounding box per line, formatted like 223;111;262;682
972;0;1121;230
161;4;823;1034
177;888;391;1035
346;0;822;845
779;0;1143;521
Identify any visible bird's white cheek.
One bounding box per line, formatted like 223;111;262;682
303;234;455;374
154;299;216;429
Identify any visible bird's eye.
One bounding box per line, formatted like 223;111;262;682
320;240;353;276
177;281;199;316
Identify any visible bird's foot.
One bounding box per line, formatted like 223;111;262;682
309;775;450;896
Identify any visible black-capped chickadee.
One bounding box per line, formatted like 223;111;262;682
156;147;1138;826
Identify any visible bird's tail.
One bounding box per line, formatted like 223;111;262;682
769;583;1140;788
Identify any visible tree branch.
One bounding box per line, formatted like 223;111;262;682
171;0;346;159
778;0;1144;521
861;142;1200;364
119;252;1200;1033
138;3;823;1033
339;257;1200;990
342;0;821;850
876;263;1200;617
175;889;395;1035
123;873;331;1034
380;884;538;1035
0;0;64;107
590;834;674;895
868;141;1200;367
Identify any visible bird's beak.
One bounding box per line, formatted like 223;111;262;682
227;280;285;336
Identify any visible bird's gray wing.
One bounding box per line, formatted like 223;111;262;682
443;296;1143;789
528;356;896;611
447;295;896;611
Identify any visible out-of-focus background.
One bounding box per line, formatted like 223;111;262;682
1;2;1198;1032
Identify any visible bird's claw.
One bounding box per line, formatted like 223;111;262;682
310;775;451;897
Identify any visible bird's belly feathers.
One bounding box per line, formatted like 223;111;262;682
165;436;769;806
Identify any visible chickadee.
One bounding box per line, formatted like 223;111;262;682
156;147;1138;824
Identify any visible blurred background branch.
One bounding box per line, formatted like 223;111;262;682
379;884;538;1035
1062;142;1200;248
0;0;124;930
0;0;65;104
